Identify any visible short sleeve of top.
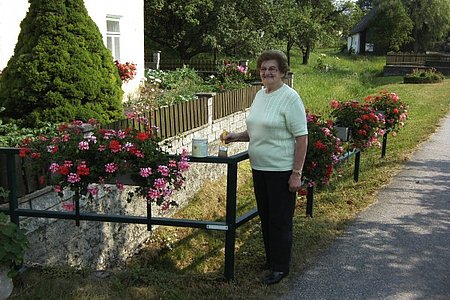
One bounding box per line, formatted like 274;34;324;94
245;84;308;171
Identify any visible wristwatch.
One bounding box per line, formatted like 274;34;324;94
292;169;302;176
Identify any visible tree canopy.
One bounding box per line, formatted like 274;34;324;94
365;0;450;52
369;0;413;52
144;0;359;62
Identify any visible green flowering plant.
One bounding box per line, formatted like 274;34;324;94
19;115;189;211
214;61;252;91
301;112;345;189
330;99;385;150
364;90;408;134
404;68;444;84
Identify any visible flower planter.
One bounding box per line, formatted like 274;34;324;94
0;267;13;300
335;126;350;142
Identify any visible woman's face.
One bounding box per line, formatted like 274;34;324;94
259;59;284;88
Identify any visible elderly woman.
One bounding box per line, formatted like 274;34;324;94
224;50;308;285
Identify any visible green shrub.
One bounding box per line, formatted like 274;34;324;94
403;68;445;84
124;65;253;114
0;212;29;277
0;0;123;128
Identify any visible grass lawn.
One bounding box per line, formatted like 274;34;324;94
10;49;450;299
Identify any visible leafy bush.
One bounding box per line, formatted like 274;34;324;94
124;63;252;114
404;68;445;84
0;0;123;128
0;212;29;277
0;107;58;147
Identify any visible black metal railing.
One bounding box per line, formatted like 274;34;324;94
2;137;396;278
305;148;361;217
0;148;257;280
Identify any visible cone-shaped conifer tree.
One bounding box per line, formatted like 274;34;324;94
0;0;123;127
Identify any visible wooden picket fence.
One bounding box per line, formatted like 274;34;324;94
385;52;427;66
212;85;260;120
386;52;450;66
104;97;209;139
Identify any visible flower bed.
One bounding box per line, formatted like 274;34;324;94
115;61;137;83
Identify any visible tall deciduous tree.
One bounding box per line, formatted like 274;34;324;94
294;0;347;64
144;0;216;60
404;0;450;52
369;0;413;52
0;0;123;127
144;0;272;60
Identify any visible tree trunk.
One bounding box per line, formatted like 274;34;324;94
302;44;311;65
413;27;420;52
286;40;293;66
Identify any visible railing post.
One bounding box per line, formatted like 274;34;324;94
306;185;314;217
285;72;294;89
195;92;216;128
381;131;388;158
152;51;161;70
354;150;361;182
147;201;152;231
75;190;80;227
6;151;19;225
224;161;238;281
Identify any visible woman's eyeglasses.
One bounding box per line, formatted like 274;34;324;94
259;67;278;73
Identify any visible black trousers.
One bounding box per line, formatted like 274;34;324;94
252;169;296;273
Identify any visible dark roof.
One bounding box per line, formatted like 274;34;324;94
349;9;376;35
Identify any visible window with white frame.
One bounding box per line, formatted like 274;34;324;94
106;16;121;61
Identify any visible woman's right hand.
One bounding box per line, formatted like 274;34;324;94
222;131;249;143
221;131;235;144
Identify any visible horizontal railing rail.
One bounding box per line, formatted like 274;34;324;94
1;124;395;279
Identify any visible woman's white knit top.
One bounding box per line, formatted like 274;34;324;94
246;84;308;171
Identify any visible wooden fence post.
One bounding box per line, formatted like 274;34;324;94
195;92;216;127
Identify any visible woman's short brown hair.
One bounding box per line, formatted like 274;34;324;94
256;50;289;75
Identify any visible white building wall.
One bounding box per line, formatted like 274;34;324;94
84;0;145;98
0;0;144;100
0;0;29;71
347;34;360;55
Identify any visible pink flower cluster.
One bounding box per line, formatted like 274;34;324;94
301;112;345;190
364;90;408;133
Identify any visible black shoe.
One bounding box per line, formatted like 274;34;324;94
262;271;289;285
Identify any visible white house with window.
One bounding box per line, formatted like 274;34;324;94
0;0;144;100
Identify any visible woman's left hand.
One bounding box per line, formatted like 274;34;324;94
288;173;302;193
